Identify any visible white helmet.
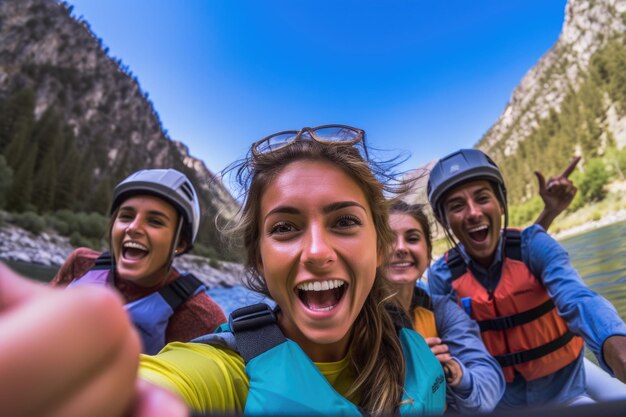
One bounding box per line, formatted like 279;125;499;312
111;169;201;250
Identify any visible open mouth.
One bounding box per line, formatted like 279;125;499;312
122;241;149;260
296;280;346;312
468;225;489;243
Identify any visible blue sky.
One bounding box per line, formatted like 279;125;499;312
67;0;568;175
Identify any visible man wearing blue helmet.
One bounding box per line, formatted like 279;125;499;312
427;149;626;408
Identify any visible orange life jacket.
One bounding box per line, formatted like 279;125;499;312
410;287;438;339
446;229;583;383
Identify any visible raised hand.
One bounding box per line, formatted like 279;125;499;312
534;156;580;231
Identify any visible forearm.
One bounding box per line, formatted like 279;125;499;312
434;295;505;413
527;228;626;370
534;208;558;231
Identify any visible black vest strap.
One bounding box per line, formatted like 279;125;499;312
495;330;577;368
478;298;556;332
159;273;204;311
229;303;286;363
410;286;433;312
385;302;413;332
92;252;113;270
447;248;467;281
447;228;523;281
503;229;522;261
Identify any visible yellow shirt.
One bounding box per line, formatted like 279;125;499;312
140;341;358;413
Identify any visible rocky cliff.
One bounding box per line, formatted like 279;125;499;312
479;0;626;156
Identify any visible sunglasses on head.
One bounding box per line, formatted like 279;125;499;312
252;124;368;160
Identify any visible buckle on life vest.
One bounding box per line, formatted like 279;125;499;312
229;303;276;333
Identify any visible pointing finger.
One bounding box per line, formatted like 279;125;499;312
561;156;581;178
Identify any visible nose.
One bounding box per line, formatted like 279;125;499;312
467;199;482;220
394;236;408;257
301;223;335;271
125;217;144;236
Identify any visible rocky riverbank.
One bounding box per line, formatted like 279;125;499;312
552;209;626;241
0;223;245;288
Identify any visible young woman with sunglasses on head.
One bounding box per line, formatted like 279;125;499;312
137;125;446;416
50;169;226;354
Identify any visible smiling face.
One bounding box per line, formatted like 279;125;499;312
443;180;504;267
110;194;185;287
257;159;380;361
386;213;430;286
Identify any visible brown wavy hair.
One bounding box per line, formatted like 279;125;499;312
227;139;408;415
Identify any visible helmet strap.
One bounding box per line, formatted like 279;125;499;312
167;217;184;270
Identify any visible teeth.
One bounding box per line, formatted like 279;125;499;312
297;280;344;292
468;225;488;233
392;262;413;267
311;305;334;312
123;241;148;251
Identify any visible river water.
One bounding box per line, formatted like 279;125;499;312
560;220;626;321
7;220;626;319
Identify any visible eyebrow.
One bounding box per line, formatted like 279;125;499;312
119;207;173;221
265;201;367;219
322;201;367;214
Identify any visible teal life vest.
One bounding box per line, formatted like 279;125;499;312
193;303;446;416
69;252;206;355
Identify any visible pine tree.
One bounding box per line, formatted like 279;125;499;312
0;155;14;209
32;149;58;211
54;128;81;210
7;144;37;211
86;176;113;214
0;89;35;154
30;107;63;169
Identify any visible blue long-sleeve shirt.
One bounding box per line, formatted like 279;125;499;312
428;224;626;408
431;294;505;413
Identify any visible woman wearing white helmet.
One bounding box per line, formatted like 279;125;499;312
51;168;226;354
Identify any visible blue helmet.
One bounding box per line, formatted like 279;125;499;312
427;149;506;226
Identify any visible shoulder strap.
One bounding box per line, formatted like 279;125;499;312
411;286;433;311
229;303;286;363
158;272;205;312
92;251;113;270
446;247;467;281
504;228;522;261
385;302;413;332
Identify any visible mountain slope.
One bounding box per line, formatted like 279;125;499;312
479;0;626;158
0;0;240;259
